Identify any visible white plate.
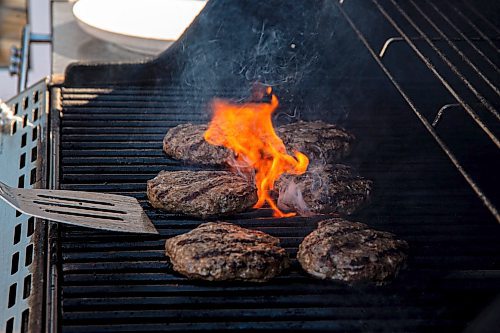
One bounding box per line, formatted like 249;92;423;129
73;0;207;55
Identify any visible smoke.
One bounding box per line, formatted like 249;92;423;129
64;0;386;122
235;21;319;88
226;154;255;182
173;0;341;108
277;162;329;217
277;179;314;217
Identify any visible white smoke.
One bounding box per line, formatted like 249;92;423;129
277;178;314;217
226;154;254;182
276;162;333;217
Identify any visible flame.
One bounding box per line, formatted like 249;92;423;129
204;89;309;217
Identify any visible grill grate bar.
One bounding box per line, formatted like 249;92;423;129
60;320;461;333
62;307;444;323
410;0;499;96
374;0;499;145
462;0;500;35
62;282;430;294
63;300;444;313
426;1;500;74
392;0;499;117
449;1;500;54
61;269;500;287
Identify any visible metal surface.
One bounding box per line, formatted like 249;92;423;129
0;80;49;333
52;85;500;332
0;180;158;234
45;87;63;333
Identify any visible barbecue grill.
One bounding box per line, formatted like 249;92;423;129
1;0;499;332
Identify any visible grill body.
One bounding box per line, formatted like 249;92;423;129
1;0;497;331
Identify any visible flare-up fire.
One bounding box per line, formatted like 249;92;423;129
204;89;309;217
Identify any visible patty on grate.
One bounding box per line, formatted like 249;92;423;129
298;218;408;284
163;123;231;166
276;164;372;216
275;120;355;163
165;222;290;282
163;121;354;166
147;170;257;218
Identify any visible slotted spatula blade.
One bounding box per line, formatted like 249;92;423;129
0;181;158;234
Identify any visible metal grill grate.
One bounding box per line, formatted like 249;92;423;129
337;0;499;221
53;84;500;332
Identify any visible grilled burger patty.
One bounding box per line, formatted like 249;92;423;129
147;170;257;218
275;120;355;163
165;222;290;282
163;121;355;166
276;164;372;215
163;123;231;166
298;218;408;284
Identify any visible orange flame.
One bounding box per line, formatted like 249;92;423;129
204;89;309;217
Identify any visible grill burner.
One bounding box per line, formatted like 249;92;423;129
45;0;500;331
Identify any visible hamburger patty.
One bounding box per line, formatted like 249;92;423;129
163;123;230;166
298;218;408;284
275;120;355;163
163;121;354;166
165;222;290;282
147;170;257;218
276;164;372;216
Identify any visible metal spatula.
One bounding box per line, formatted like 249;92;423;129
0;181;158;234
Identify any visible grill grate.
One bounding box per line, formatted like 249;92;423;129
337;0;499;221
55;85;500;332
